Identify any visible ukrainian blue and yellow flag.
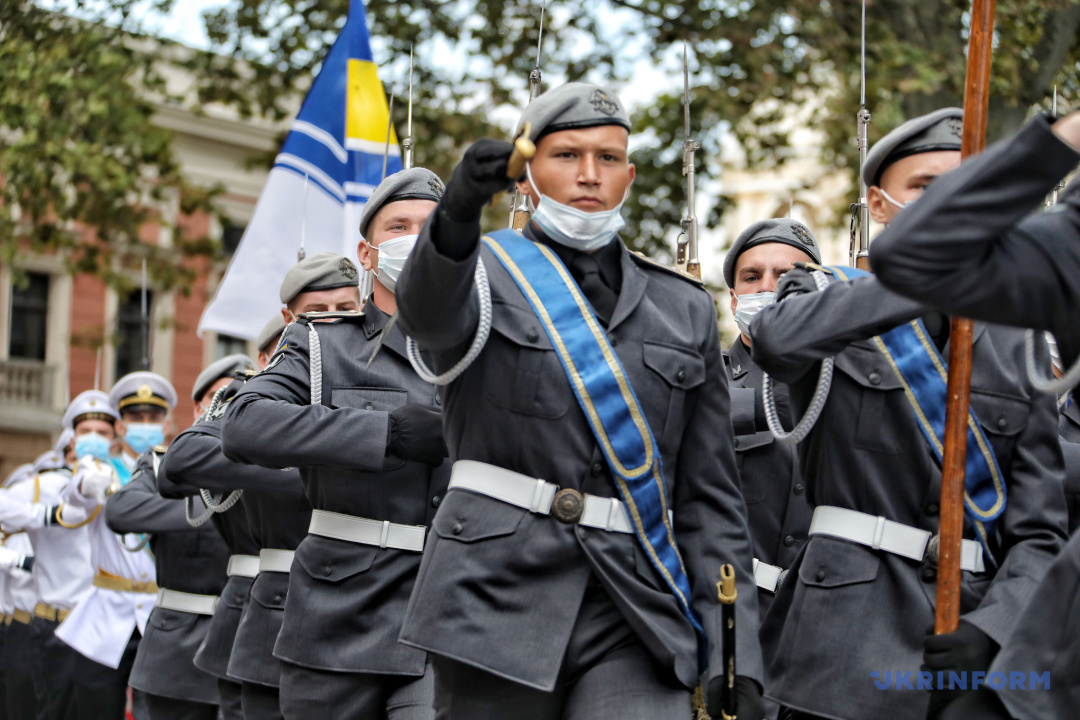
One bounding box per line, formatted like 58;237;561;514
200;0;403;340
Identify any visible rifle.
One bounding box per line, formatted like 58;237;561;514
509;0;546;231
676;42;701;279
936;0;995;637
140;258;150;370
849;0;871;270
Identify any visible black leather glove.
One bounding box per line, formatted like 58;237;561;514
924;621;999;717
387;404;448;466
937;686;1013;720
441;138;517;225
707;675;765;720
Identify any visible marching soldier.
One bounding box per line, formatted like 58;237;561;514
162;347;311;720
156;355;263;720
104;373;230;720
394;83;764;719
256;315;287;367
222;170;449;720
866;108;1080;720
722;219;817;614
0;393;99;720
748;110;1069;720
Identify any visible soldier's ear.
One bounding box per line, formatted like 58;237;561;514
357;239;374;272
867;186;890;225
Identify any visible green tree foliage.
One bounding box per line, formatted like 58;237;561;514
0;2;221;293
4;0;1078;281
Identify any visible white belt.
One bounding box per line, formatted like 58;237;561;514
753;558;784;593
155;588;218;616
809;506;985;573
226;554;260;578
448;460;638;534
258;549;295;573
308;510;426;552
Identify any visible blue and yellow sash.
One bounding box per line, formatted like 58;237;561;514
829;266;1005;557
483;229;705;647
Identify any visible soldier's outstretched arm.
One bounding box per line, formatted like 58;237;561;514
672;296;765;694
397;139;515;351
105;452;192;534
750;268;924;384
221;322;390;471
161;421;299;498
871;113;1080;330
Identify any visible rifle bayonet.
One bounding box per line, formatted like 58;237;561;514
403;47;414;170
676;42;701;279
509;0;546;230
849;0;871;270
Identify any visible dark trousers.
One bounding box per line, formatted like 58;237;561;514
218;679;244;720
72;630;140;720
31;619;77;720
3;620;37;720
431;587;692;720
241;681;283;720
143;694;217;720
279;662;433;720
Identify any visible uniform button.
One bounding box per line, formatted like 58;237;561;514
322;566;332;577
997;417;1007;430
609;336;618;347
452;523;463;535
868;372;881;386
676;369;687;382
527;329;540;343
793;484;805;496
273;595;283;604
815;570;826;582
925;503;940;516
435;394;442;407
431;495;442;508
921;566;937;583
590;463;603;477
784;535;795;547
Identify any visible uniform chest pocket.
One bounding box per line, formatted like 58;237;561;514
970;389;1030;461
642;342;706;390
331;387;408;412
641;341;705;455
836;345;918;455
482;300;572;419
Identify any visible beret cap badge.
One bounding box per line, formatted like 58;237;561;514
792;224;815;247
589;89;619;116
428;177;445;198
947;118;963;138
338;258;358;280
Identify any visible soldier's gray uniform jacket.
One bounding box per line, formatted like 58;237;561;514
394;212;763;692
724;339;811;615
163;376;311;688
1059;395;1080;533
220;304;449;676
749;269;1068;719
106;449;230;705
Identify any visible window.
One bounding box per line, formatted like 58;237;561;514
215;333;247;360
8;272;49;360
222;221;246;256
115;289;153;378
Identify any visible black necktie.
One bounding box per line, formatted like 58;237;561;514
570;253;618;326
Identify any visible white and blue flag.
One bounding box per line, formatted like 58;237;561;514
199;0;401;339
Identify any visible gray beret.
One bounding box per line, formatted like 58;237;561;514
359;167;444;240
192;353;256;402
279;252;360;305
723;218;822;288
515;82;631;143
256;314;287;352
863;108;963;187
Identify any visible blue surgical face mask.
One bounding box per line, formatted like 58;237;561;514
125;423;164;455
74;432;112;463
526;164;628;252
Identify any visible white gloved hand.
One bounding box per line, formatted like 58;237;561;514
0;546;24;570
76;457;117;506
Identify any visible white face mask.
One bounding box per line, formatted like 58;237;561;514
880;188;917;210
734;291;776;337
526;164;627;252
374;234;419;293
